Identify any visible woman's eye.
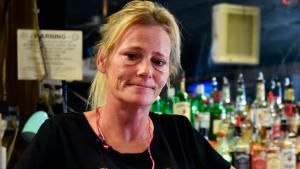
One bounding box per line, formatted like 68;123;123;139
153;59;167;67
125;53;138;60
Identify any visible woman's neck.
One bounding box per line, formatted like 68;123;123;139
98;105;152;153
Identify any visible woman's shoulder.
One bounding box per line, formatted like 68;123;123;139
46;112;86;128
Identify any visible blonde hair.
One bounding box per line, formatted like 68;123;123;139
88;0;181;109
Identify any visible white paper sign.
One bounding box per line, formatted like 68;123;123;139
17;29;83;80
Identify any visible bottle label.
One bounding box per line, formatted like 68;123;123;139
256;107;272;128
193;112;210;131
232;152;250;169
257;83;265;100
267;153;281;169
285;88;295;102
200;112;210;129
193;113;201;131
213;119;221;134
251;153;267;169
290;114;299;134
173;102;191;121
272;123;281;139
281;148;296;169
219;121;229;134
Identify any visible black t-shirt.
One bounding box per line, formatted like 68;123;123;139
15;113;230;169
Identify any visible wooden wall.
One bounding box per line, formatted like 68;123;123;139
0;0;39;167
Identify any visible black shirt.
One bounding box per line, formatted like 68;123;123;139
15;113;230;169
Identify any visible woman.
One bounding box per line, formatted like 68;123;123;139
15;1;233;169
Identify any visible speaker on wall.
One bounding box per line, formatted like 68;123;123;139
211;3;260;65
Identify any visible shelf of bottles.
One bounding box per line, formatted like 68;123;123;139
150;71;300;169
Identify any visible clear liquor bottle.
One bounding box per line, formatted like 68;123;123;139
271;78;283;140
252;72;270;137
215;131;232;163
266;126;281;169
221;76;234;140
235;73;247;120
250;127;267;169
273;78;283;108
231;116;250;169
280;119;296;169
266;91;280;140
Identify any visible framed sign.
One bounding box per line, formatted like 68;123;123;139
17;29;83;80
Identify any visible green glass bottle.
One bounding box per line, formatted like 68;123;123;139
191;84;209;139
173;70;191;121
209;88;225;140
162;87;175;115
150;96;164;114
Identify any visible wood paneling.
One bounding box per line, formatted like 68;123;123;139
1;0;39;167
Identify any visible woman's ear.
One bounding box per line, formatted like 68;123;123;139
96;49;106;73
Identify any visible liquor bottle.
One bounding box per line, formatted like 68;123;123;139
222;76;231;106
283;77;298;137
222;76;234;116
191;84;210;139
231;116;250;169
236;73;247;119
250;127;267;169
266;90;280;140
241;110;254;145
221;76;234;140
273;78;283;107
283;77;295;119
215;131;232;163
252;72;270;136
266;126;281;169
150;96;164;114
284;77;295;105
280;119;296;169
209;77;225;141
162;87;175;114
173;70;192;121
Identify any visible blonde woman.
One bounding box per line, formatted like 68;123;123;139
15;1;233;169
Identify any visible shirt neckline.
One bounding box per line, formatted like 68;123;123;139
79;112;159;158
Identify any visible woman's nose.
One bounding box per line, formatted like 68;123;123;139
137;59;153;78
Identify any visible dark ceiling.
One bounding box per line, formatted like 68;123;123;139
38;0;300;83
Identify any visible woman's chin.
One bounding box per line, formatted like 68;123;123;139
124;97;155;107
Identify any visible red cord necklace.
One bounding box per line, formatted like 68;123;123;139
96;108;155;169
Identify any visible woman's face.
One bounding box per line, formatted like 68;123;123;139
100;24;171;107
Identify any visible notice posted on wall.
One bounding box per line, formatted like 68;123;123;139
17;29;83;81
